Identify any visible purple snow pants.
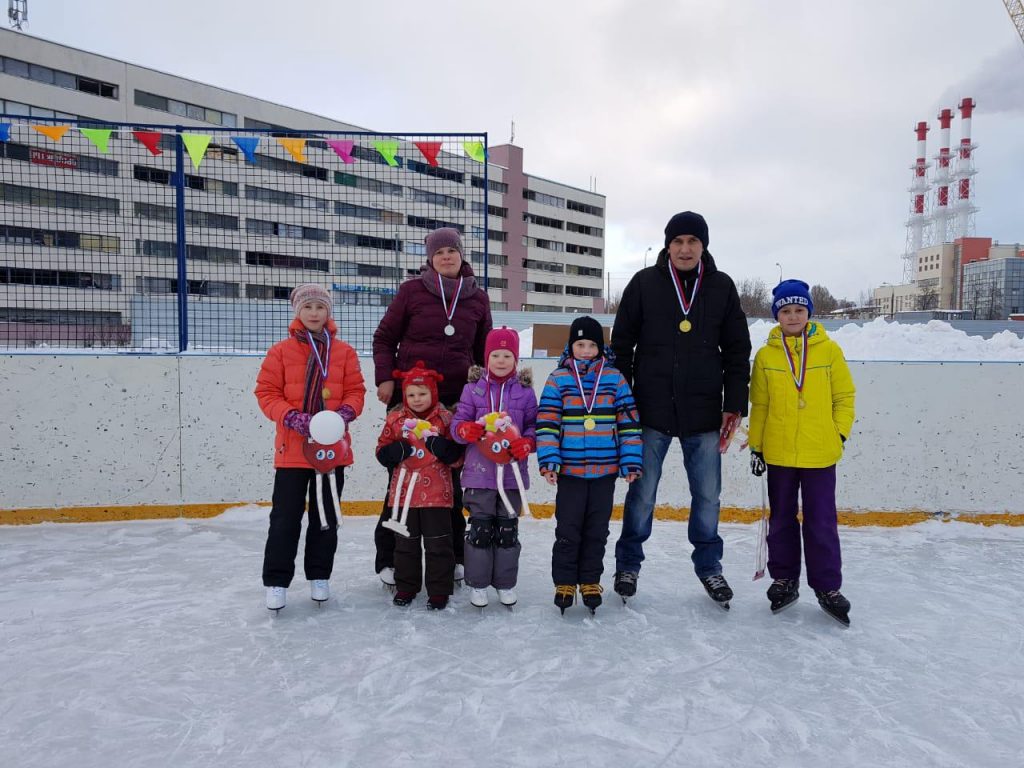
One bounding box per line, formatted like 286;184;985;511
766;464;842;592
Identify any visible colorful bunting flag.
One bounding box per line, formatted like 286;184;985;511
463;141;486;163
374;140;400;167
79;127;113;153
277;137;306;163
326;139;355;164
232;136;260;163
0;124;10;143
181;133;212;170
32;125;70;142
414;141;442;167
133;130;164;156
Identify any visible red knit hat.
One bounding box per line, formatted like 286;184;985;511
485;326;519;363
394;361;443;409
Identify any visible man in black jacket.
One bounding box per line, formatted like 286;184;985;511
611;211;751;608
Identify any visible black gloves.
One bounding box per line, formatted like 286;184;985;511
750;450;766;477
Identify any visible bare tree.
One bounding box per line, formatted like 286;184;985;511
737;278;771;317
605;290;623;315
915;285;939;311
810;284;839;316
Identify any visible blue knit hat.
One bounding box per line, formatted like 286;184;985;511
771;279;814;319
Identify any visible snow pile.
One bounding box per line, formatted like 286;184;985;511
748;318;1024;361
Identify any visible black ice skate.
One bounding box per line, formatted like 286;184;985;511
613;571;638;603
427;595;448;611
700;574;733;611
554;584;576;615
815;590;851;627
766;578;799;614
579;583;603;614
392;591;415;607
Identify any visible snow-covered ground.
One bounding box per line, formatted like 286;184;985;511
517;319;1024;361
2;511;1021;768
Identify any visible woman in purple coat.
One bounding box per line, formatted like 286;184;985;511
372;228;493;588
451;328;537;609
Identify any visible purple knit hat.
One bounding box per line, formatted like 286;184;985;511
290;283;332;316
424;227;464;258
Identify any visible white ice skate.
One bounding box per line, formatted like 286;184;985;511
454;563;465;587
266;586;287;612
310;580;330;604
469;588;489;608
379;567;396;592
497;588;517;608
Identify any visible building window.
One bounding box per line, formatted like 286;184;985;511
245;251;329;272
2;141;120;176
246;218;327;242
407;215;464;233
333;172;403;197
2;56;119;99
565;243;603;258
469;251;509;267
524;212;565;229
252;153;328;181
2;225;119;253
522;303;562;312
565;264;602;278
1;267;121;290
134;90;236;126
472;176;508;194
565;285;603;297
1;183;120;215
523;236;563;252
567;199;604;217
134;165;237;196
522;281;564;295
407;160;464;184
351;144;402;167
566;222;603;237
410;187;466;210
523;258;564;273
245;185;329;210
523;189;565;208
335;232;402;251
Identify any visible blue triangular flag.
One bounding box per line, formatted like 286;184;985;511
232;136;259;163
0;123;10;142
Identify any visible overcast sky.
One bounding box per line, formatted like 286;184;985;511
21;0;1024;300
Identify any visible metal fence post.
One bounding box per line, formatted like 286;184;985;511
174;126;188;352
482;132;489;291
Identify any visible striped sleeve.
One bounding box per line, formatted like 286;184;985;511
613;372;644;474
535;372;564;472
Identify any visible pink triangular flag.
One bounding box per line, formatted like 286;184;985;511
327;139;355;164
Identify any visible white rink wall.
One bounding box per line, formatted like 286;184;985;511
1;354;1022;515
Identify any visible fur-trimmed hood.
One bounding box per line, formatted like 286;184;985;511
467;364;532;388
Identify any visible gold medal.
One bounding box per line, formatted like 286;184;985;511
584;417;596;431
322;387;331;400
798;398;806;409
679;319;692;333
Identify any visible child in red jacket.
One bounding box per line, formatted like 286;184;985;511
254;284;365;612
376;362;464;609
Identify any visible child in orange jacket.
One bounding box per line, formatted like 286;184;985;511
254;284;365;612
376;362;464;610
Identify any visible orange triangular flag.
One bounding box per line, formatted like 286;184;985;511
32;125;70;142
277;137;306;163
414;141;442;167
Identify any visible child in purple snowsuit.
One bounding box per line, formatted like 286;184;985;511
451;327;538;609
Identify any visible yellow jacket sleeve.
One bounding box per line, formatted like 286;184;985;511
748;349;769;452
830;342;856;440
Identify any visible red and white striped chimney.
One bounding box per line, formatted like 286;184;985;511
904;121;930;282
954;97;978;238
931;108;954;244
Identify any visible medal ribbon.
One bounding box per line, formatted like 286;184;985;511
668;258;703;321
782;327;809;395
572;358;605;416
437;273;464;326
486;376;507;413
306;330;331;381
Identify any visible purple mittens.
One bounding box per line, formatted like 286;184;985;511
283;410;312;437
337;404;357;424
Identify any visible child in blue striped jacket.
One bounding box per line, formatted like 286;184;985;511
537;316;643;614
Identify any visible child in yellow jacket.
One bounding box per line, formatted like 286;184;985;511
748;280;856;625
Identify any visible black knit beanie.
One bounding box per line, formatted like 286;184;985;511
568;316;604;351
664;211;709;250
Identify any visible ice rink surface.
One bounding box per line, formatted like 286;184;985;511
2;510;1021;768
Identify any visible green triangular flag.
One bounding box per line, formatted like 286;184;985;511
79;127;113;153
181;133;212;170
463;141;486;163
374;140;400;167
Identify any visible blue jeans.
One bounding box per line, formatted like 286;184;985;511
614;427;723;578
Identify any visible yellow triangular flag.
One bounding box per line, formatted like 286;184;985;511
181;134;212;170
373;140;400;167
32;125;70;142
79;127;113;153
463;141;486;163
277;137;306;163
